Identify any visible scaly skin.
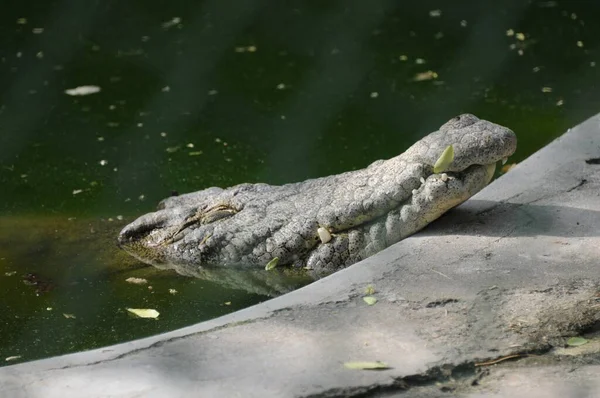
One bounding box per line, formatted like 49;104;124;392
118;114;516;274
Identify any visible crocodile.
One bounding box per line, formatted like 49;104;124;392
118;114;516;275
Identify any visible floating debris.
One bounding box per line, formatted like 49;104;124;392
162;17;182;29
72;189;83;195
370;92;379;98
506;29;515;37
125;277;148;285
365;285;375;295
577;41;584;48
5;356;21;362
126;308;159;319
363;296;377;305
63;313;76;319
169;288;178;295
413;70;438;82
515;32;526;41
429;9;442;17
32;28;44;34
399;55;408;61
541;87;553;93
65;85;101;96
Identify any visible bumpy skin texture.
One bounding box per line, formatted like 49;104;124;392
118;114;516;274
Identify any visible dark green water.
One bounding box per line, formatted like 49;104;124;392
2;0;600;365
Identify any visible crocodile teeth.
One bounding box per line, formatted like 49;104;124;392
317;227;332;244
502;157;508;165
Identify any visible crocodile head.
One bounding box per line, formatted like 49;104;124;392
118;114;516;274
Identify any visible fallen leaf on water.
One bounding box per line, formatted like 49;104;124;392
127;308;159;319
566;337;588;347
413;70;438;82
363;296;377;306
64;85;101;96
344;361;390;370
265;257;280;271
5;356;21;362
63;313;76;319
125;277;148;285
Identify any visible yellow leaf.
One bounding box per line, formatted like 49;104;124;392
127;308;159;319
265;257;280;271
363;296;377;305
433;145;454;173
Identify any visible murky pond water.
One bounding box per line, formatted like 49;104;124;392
2;0;600;365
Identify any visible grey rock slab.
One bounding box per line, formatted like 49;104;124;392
1;114;600;397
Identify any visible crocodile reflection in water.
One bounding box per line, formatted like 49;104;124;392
118;114;517;276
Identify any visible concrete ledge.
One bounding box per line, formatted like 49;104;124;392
2;115;599;397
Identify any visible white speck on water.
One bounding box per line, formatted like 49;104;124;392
577;41;584;48
276;83;286;90
541;87;553;93
370;92;379;98
16;18;27;24
73;189;83;195
186;143;194;148
99;160;108;166
162;17;182;29
65;85;101;96
429;9;442;17
399;55;408;61
32;28;44;34
160;132;167;137
16;52;22;58
556;99;564;106
532;66;541;73
36;51;43;59
415;58;425;64
161;86;170;92
138;194;145;201
137;123;143;127
506;29;515;37
591;61;596;67
460;20;467;27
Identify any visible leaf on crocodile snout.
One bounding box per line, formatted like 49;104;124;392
363;296;377;305
433;145;454;173
343;361;390;370
265;257;280;271
126;308;160;319
566;337;588;347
